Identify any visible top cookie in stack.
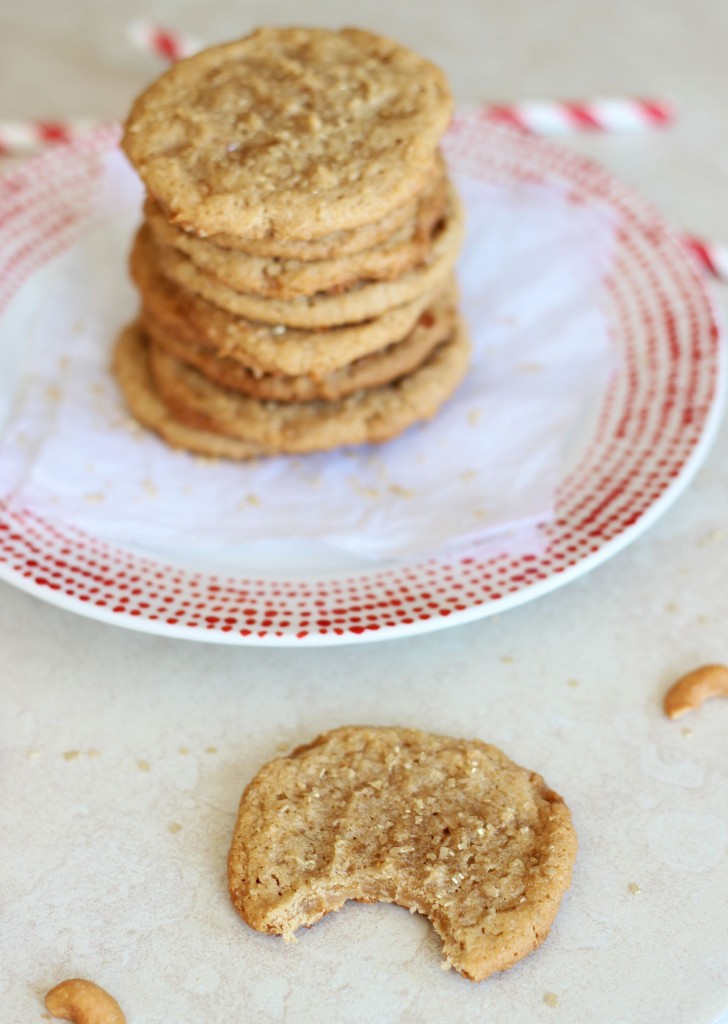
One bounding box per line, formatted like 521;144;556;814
115;27;469;458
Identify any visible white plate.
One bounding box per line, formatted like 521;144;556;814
0;117;724;645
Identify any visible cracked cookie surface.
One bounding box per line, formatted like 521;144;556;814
122;27;453;241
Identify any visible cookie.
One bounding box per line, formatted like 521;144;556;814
112;322;268;459
148;187;464;329
227;726;577;982
143;285;457;402
122;28;453;241
148;318;470;452
131;233;451;377
143;170;447;300
166;155;446;261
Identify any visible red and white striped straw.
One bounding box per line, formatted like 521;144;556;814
476;98;675;134
127;20;202;62
0;118;106;156
682;236;728;285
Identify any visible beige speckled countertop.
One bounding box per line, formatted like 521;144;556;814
2;2;727;1022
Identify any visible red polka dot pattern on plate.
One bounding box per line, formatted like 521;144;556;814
0;118;723;644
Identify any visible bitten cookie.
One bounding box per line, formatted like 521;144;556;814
228;726;577;982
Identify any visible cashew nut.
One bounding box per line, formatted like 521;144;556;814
663;663;728;719
45;979;126;1024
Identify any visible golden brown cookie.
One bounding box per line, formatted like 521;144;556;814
112;323;268;459
143;285;456;402
169;156;446;260
148;187;464;329
227;726;577;982
148;318;470;452
143;171;447;300
131;235;451;377
122;28;453;241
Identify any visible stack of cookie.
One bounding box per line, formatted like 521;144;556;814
115;27;469;458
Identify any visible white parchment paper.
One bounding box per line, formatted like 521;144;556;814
0;151;616;562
